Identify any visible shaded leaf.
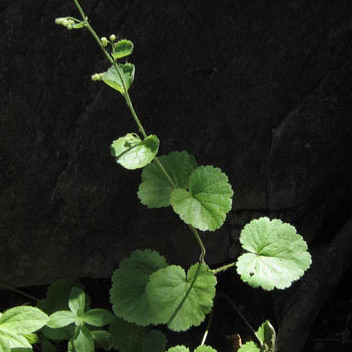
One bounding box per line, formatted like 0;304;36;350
110;250;168;326
82;309;114;327
138;151;197;208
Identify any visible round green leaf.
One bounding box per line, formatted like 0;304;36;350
238;341;260;352
112;39;134;59
166;346;190;352
102;63;135;95
146;263;216;331
0;306;49;334
170;165;233;231
110;249;168;326
111;133;159;170
236;217;312;290
82;309;114;327
194;346;217;352
138;151;197;208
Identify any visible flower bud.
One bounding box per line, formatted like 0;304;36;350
109;34;116;42
91;73;104;81
101;37;108;47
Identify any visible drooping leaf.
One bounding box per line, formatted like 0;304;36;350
0;306;49;334
111;133;159;170
146;263;216;331
138;151;197;208
238;341;260;352
170;165;233;231
194;346;217;352
91;330;113;351
110;249;168;326
236;217;312;290
166;346;190;352
112;39;134;59
102;63;135;95
82;309;114;327
47;311;76;328
255;320;276;351
72;326;94;352
69;287;85;316
109;318;166;352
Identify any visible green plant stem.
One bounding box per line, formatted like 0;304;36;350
0;279;39;302
220;291;262;347
200;304;215;346
212;262;235;274
72;0;206;262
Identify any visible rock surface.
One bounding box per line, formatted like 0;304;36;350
1;0;352;287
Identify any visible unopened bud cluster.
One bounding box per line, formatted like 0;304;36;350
55;17;76;30
91;73;104;81
100;34;117;47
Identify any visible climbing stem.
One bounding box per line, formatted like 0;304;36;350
212;262;235;274
72;0;207;262
220;291;263;347
0;279;39;302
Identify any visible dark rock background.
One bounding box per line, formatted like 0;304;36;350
1;1;352;351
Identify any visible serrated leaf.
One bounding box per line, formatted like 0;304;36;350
109;318;166;352
0;338;10;352
0;306;49;334
166;347;190;352
40;325;73;342
110;249;168;326
69;287;85;316
194;346;217;352
238;341;260;352
236;217;312;290
0;329;31;349
73;326;94;352
111;133;159;170
170;165;233;231
255;321;276;351
138;151;197;208
82;309;114;327
102;63;135;95
146;263;216;331
47;311;76;328
91;330;113;351
112;39;134;59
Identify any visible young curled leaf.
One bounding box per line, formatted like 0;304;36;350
102;63;135;95
111;133;159;170
112;39;134;59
